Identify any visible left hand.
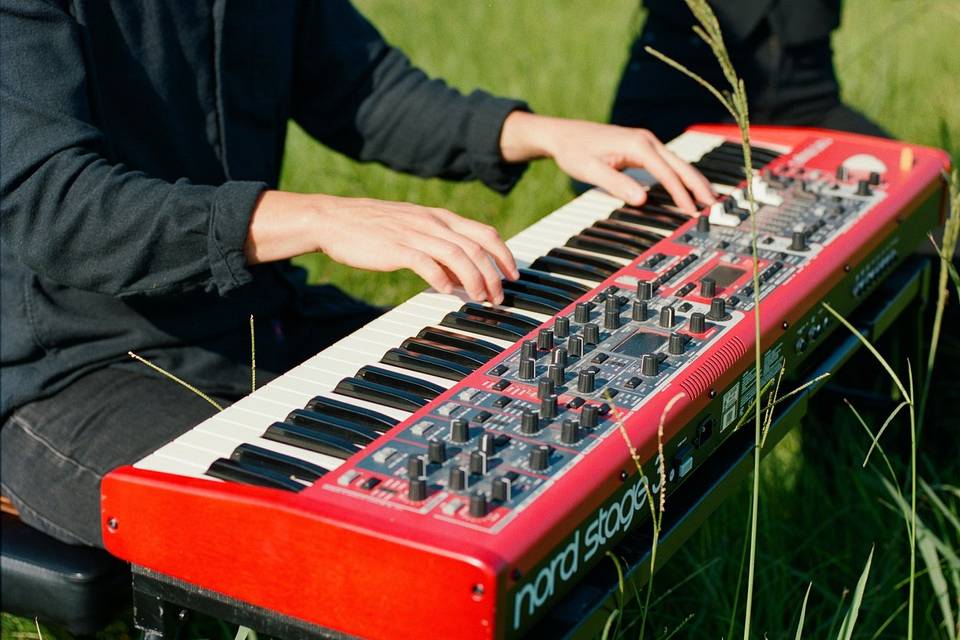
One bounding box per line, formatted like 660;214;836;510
499;111;716;214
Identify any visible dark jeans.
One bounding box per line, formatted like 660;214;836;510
610;17;889;140
1;300;382;548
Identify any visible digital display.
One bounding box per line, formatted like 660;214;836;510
705;264;746;289
614;331;668;357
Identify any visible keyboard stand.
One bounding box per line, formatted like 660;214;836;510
128;256;931;640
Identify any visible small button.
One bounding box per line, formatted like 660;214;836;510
493;396;512;408
625;376;642;389
489;364;508;376
360;477;380;490
566;397;586;409
492;379;510;391
473;411;492;424
591;352;609;364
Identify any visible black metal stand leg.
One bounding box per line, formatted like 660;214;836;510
134;587;191;640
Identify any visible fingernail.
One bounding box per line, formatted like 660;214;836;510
495;294;504;305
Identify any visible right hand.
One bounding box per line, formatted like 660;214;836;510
312;196;519;304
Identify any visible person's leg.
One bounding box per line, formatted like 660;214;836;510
1;367;231;547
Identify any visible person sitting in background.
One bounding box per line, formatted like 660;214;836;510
0;0;714;548
611;0;888;140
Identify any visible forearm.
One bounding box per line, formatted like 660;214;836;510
244;191;326;264
498;111;563;163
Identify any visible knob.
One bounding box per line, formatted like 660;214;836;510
604;310;621;330
554;316;570;338
868;171;881;185
530;446;550;471
604;296;620;313
548;364;565;387
568;335;584;357
790;231;808;251
583;323;600;345
541;394;558;420
724;197;737;213
521;339;537;360
689;312;707;334
659;306;676;328
632;300;648;321
856;179;871;196
561;419;581;444
641;353;659;376
835;165;848;180
518;358;536;380
537;378;555;399
700;277;716;298
406;455;424;478
491;476;512;502
537;328;554;351
577;369;596;393
428;439;446;464
580;404;599;429
469;491;488;517
707;297;728;320
574;302;591;323
448;467;465;490
480;432;496;456
637;280;654;301
451;418;469;443
696;215;710;232
668;333;685;355
469;450;488;475
551;347;568;368
521;409;540;434
408;477;427;501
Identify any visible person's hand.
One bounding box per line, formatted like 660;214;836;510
245;191;519;304
500;111;716;213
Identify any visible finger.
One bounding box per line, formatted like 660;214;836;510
630;143;697;213
579;159;650;207
430;210;520;281
394;246;454;294
650;139;717;205
407;232;489;302
424;221;506;304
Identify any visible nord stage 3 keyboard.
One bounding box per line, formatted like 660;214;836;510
101;125;950;639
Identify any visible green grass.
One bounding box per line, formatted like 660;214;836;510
4;0;959;638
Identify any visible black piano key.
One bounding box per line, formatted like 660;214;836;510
231;443;328;483
504;278;578;306
286;408;380;445
501;288;566;314
693;165;745;187
440;311;530;341
579;227;654;252
381;347;473;381
401;337;488;368
460;303;540;332
591;220;663;244
546;247;622;273
206;458;307;492
416;326;503;359
334;376;427;412
305;396;398;433
565;234;636;259
516;268;591;297
529;255;610;282
716;141;780;163
264;422;363;459
357;364;446;399
702;147;766;171
609;208;678;232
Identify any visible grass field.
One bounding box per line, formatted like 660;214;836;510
4;0;959;638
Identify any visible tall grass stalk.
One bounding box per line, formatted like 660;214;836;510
645;2;763;634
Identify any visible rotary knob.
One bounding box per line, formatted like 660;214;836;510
407;455;424;478
583;323;600;345
574;302;591;323
641;353;659;377
696;215;710;232
659;306;676;328
479;433;496;456
529;446;551;471
537;378;555;399
707;297;728;321
689;312;707;334
561;419;581;444
577;369;596;393
521;339;537;360
790;231;808;252
668;333;685;355
469;450;488;475
632;300;648;321
521;409;540;434
567;335;584;357
554;316;570;339
540;394;558;420
637;280;654;301
537;328;554;351
604;310;621;330
518;357;536;380
448;467;466;490
551;347;568;368
548;364;565;387
408;477;427;501
700;277;716;298
469;491;488;517
427;439;446;464
451;418;469;443
580;404;599;429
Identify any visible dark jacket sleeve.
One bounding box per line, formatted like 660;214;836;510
291;0;529;194
0;0;266;298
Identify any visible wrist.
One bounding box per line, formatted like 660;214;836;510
244;190;330;264
499;111;561;163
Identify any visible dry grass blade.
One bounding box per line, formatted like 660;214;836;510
250;314;257;393
128;351;224;411
794;582;813;640
836;546;875;640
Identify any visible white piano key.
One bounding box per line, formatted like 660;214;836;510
360;315;515;350
303;344;456;390
274;367;412;421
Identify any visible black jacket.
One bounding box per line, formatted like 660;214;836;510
0;0;527;417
